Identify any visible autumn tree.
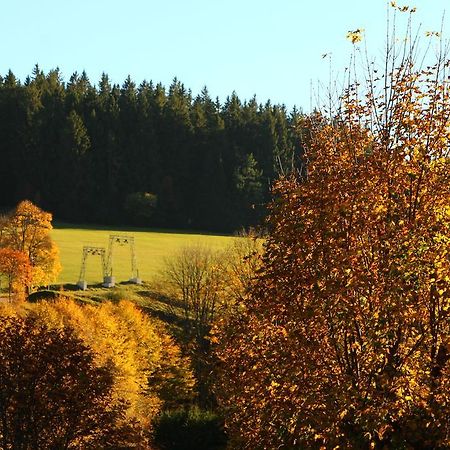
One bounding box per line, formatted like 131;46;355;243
220;229;264;306
29;298;195;435
161;245;228;406
215;9;450;449
0;248;32;301
162;238;263;408
0;200;61;287
163;245;226;341
0;314;132;449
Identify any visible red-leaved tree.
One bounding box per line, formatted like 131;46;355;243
0;248;32;301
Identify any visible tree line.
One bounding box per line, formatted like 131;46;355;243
0;66;303;232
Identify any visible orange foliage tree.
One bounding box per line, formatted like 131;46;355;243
0;200;61;288
0;248;32;301
215;12;450;450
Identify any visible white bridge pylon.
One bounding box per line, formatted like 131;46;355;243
77;234;141;290
77;246;107;290
105;234;141;287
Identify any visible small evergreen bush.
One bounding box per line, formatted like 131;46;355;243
153;407;227;450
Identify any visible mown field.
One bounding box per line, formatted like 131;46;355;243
51;223;234;285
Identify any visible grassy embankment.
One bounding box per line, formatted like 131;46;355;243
47;222;236;346
7;223;233;450
51;222;233;285
51;223;234;449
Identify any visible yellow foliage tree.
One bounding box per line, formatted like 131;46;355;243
30;298;195;435
0;200;61;287
221;230;263;306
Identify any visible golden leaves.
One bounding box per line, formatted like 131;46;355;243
0;313;128;447
346;29;364;44
390;2;416;13
214;16;450;449
0;200;61;287
24;298;195;427
425;31;441;38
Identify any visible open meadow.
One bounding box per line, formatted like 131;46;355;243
51;223;234;285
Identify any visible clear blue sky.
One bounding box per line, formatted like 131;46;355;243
0;0;447;111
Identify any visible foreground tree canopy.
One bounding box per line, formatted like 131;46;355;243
0;298;195;448
0;314;127;449
216;16;450;449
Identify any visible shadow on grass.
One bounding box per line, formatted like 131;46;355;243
53;221;231;237
43;282;193;341
141;299;186;323
59;283;81;291
138;290;182;309
134;289;195;343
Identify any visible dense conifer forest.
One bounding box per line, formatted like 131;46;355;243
0;65;303;231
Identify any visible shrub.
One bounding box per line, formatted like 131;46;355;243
153;407;227;450
27;289;59;303
124;192;158;226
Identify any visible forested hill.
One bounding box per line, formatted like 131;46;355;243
0;66;304;232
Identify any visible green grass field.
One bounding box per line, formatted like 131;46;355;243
51;223;234;285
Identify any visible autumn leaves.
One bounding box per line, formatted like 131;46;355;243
214;16;450;449
0;299;195;448
0;200;60;299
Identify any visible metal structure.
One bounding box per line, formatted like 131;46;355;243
106;235;141;284
76;235;141;289
77;246;107;290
